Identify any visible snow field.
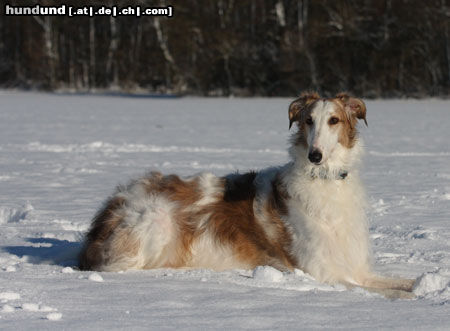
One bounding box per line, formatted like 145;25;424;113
0;92;449;329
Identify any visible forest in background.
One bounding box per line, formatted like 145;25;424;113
0;0;449;97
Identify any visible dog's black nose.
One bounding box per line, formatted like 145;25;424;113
308;150;322;164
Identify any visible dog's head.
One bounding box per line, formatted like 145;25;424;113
289;92;367;166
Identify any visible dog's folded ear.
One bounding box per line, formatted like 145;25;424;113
336;92;368;126
289;92;320;129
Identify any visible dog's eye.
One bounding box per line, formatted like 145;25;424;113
329;117;339;125
305;117;313;125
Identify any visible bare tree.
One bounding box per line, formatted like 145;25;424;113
89;19;96;88
106;16;119;88
33;16;57;88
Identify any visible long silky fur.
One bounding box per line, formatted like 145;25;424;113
79;93;416;299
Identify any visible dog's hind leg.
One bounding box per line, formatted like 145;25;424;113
362;276;416;292
369;287;416;299
342;281;416;299
342;275;417;299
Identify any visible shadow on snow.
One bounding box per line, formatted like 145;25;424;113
3;237;81;267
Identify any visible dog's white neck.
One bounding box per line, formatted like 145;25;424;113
285;138;363;185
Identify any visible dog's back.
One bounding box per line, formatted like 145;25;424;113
79;170;295;272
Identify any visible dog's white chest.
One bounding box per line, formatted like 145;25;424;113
284;177;371;283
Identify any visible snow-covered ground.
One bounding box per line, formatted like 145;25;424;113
0;91;449;329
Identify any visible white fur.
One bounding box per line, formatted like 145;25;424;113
187;231;249;271
306;100;340;163
101;181;179;271
279;100;372;285
193;172;222;207
281;150;371;285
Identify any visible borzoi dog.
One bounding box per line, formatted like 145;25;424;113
79;92;416;298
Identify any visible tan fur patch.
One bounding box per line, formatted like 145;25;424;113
142;172;203;206
335;93;368;125
289;91;320;130
292;104;315;147
331;99;358;148
198;173;295;270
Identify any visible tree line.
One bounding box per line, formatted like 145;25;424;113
0;0;449;97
